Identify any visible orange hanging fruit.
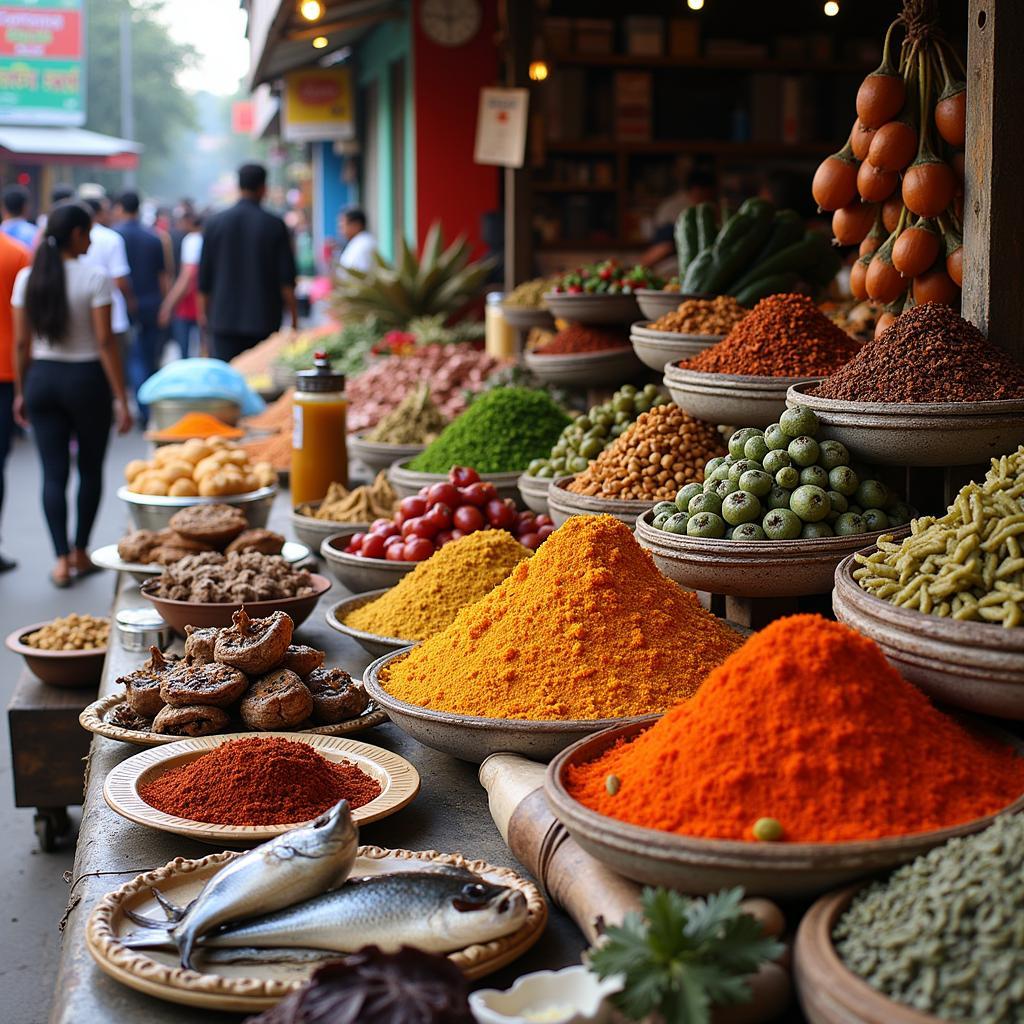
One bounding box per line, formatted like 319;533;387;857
902;159;957;218
892;223;941;278
867;120;918;172
832;203;877;246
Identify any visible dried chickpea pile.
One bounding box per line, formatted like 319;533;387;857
125;438;277;498
649;296;748;336
26;613;109;651
567;404;726;501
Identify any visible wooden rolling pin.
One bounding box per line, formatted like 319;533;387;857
478;753;792;1024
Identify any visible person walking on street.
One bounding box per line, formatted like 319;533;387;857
11;203;132;588
159;207;203;357
337;208;377;275
199;163;297;362
2;185;37;250
114;190;168;425
0;230;30;572
80;194;134;358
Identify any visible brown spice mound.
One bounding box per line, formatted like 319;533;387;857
810;303;1024;403
650;295;748;335
680;293;860;378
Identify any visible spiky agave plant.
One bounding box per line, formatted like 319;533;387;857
333;222;495;329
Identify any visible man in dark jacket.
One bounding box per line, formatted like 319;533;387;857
198;164;298;362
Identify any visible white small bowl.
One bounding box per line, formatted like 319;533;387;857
470;964;621;1024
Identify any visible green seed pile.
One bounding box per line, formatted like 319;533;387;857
834;813;1024;1022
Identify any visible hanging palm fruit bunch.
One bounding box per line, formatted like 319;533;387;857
812;0;965;336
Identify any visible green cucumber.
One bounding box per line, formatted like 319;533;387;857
702;203;776;294
694;203;717;252
730;211;806;290
733;272;801;306
676;207;698;279
681;249;716;293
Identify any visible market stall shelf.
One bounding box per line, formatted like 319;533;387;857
91;542;312;584
118;485;277;532
320;530;417;592
635;289;689;322
547;476;649;530
523;347;644;391
288;505;370;553
543;291;640;325
325;592;412;659
545;719;1024;899
347;435;427;476
6;623;107;689
516;472;551;515
388;460;522;504
85;846;548;1012
500;304;554;331
629;322;723;372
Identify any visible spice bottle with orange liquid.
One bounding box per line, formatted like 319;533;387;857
291;352;347;505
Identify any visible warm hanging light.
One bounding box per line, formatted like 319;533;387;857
687;0;705;10
824;1;840;15
529;60;549;82
300;0;324;21
312;34;329;48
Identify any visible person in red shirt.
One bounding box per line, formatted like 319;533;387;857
0;230;29;571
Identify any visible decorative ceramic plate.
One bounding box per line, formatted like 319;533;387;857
80;692;389;747
102;732;420;843
91;541;313;580
85;846;548;1012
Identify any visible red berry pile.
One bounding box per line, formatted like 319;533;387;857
344;466;555;562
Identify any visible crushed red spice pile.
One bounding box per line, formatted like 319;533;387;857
139;736;382;825
811;303;1024;403
534;324;629;355
679;293;860;378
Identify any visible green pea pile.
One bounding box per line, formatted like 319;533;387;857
650;405;912;540
526;384;668;479
834;813;1024;1022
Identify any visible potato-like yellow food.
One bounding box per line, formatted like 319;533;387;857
152;444;186;465
136;474;169;496
168;477;200;497
253;462;277;489
25;613;109;651
158;459;195;482
126;439;269;499
125;459;148;484
179;439;212;464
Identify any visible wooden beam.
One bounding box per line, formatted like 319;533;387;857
963;0;1024;361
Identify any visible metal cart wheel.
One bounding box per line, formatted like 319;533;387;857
33;807;70;852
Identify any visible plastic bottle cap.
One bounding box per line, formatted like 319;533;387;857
295;351;345;392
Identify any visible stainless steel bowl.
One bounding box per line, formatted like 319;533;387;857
117;485;277;532
147;397;242;430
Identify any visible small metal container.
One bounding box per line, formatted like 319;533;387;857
116;608;172;652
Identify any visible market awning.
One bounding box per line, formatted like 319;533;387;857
0;126;142;168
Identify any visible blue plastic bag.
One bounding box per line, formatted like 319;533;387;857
137;359;266;417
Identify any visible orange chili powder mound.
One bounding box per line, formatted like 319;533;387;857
149;411;244;440
565;615;1024;843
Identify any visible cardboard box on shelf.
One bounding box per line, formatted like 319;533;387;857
624;16;664;57
574;18;614;55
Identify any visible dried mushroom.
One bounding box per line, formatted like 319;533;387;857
116;646;173;718
239;668;313;730
280;644;325;677
160;662;249;709
215;608;293;675
305;668;369;724
152;704;232;737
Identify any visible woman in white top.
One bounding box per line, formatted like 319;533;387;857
12;202;132;587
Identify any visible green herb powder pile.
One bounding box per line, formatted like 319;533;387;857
409;387;570;474
834;813;1024;1022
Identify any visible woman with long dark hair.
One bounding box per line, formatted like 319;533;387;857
12;202;132;587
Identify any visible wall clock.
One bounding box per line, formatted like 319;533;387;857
420;0;482;47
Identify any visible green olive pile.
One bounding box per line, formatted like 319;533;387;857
650;405;912;541
526;384;668;479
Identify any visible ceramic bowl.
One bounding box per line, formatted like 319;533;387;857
363;650;654;764
348;435;427;476
387;460;522;504
543;291;640;325
470;965;621;1024
117;485;276;533
320;529;417;593
90;541;311;584
5;623;107;688
664;365;818;428
629;322;724;372
545;718;1024;899
786;381;1024;467
325;591;414;659
635;289;687;321
289;502;371;553
832;550;1024;719
501;304;555;331
517;472;552;515
523;348;644;391
547;476;651;530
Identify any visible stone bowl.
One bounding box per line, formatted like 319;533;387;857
348;435;427;476
786;381;1024;467
387;460;522;505
635;289;686;321
545;718;1024;899
117;485;276;533
363;649;653;764
543;291;640;325
289;503;371;554
517;472;552;515
523;347;644;391
547;476;652;531
500;304;555;331
6;623;107;689
325;591;413;659
629;322;724;372
320;528;417;593
664;365;818;429
634;509;905;599
832;550;1024;719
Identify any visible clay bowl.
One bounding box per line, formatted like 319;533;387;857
794;885;947;1024
664;365;818;429
523;347;644;391
545;718;1024;899
635;509;906;599
348;435;427;476
320;529;417;594
5;623;107;689
833;550;1024;719
547;475;651;530
289;502;370;553
786;381;1024;467
543;291;640;325
500;304;555;330
138;574;332;637
363;650;653;764
325;591;414;659
117;485;277;533
635;289;687;321
387;460;522;505
629;322;724;372
517;472;552;515
90;541;311;583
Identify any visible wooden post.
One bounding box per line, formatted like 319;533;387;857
502;0;533;293
963;0;1024;361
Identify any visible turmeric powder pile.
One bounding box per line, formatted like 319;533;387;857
344;530;531;641
381;515;745;720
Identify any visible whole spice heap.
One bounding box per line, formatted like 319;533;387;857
533;324;629;355
649;296;748;336
343;530;531;641
811;303;1024;403
567;403;725;501
409;388;570;474
139;736;381;825
364;383;447;445
25;613;108;651
299;471;398;523
245;389;294;433
504;275;558;309
382;515;745;721
854;446;1024;627
834;814;1024;1023
149;412;243;441
679;294;860;378
565;615;1024;842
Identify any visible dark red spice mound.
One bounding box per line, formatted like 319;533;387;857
140;736;382;826
810;303;1024;403
535;323;629;355
679;293;860;378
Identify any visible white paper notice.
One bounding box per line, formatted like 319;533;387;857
474;87;529;168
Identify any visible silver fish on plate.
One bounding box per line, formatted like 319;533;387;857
126;799;358;970
125;866;527;963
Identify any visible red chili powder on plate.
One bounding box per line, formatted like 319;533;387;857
140;736;382;826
